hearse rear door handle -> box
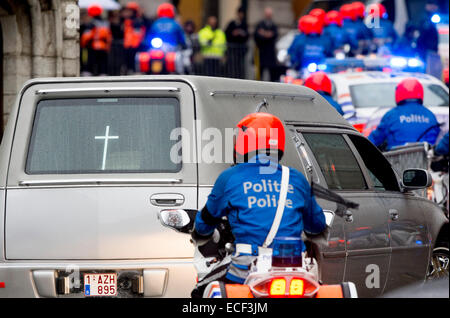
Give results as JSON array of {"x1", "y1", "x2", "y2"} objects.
[{"x1": 150, "y1": 193, "x2": 185, "y2": 207}]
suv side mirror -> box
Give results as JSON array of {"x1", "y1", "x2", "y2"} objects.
[{"x1": 401, "y1": 169, "x2": 432, "y2": 191}]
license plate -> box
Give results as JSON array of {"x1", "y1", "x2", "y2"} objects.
[{"x1": 84, "y1": 273, "x2": 117, "y2": 297}]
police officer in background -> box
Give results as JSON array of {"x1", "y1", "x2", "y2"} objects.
[
  {"x1": 304, "y1": 72, "x2": 344, "y2": 116},
  {"x1": 122, "y1": 2, "x2": 147, "y2": 74},
  {"x1": 323, "y1": 10, "x2": 350, "y2": 54},
  {"x1": 369, "y1": 78, "x2": 440, "y2": 151},
  {"x1": 288, "y1": 15, "x2": 333, "y2": 73},
  {"x1": 191, "y1": 113, "x2": 326, "y2": 296},
  {"x1": 367, "y1": 3, "x2": 397, "y2": 54},
  {"x1": 145, "y1": 3, "x2": 187, "y2": 51}
]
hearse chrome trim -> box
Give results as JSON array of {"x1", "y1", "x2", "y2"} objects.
[
  {"x1": 35, "y1": 87, "x2": 180, "y2": 95},
  {"x1": 209, "y1": 90, "x2": 315, "y2": 101},
  {"x1": 18, "y1": 178, "x2": 182, "y2": 186}
]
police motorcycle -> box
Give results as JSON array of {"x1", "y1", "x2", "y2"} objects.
[
  {"x1": 135, "y1": 37, "x2": 192, "y2": 75},
  {"x1": 156, "y1": 182, "x2": 359, "y2": 298}
]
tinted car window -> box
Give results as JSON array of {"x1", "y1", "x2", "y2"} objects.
[
  {"x1": 303, "y1": 133, "x2": 367, "y2": 190},
  {"x1": 348, "y1": 134, "x2": 400, "y2": 192},
  {"x1": 350, "y1": 83, "x2": 449, "y2": 108},
  {"x1": 26, "y1": 97, "x2": 181, "y2": 174}
]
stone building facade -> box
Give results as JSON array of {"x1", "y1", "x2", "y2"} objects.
[{"x1": 0, "y1": 0, "x2": 79, "y2": 138}]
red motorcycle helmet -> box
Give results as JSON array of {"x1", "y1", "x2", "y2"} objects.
[
  {"x1": 351, "y1": 2, "x2": 366, "y2": 19},
  {"x1": 126, "y1": 2, "x2": 140, "y2": 11},
  {"x1": 340, "y1": 4, "x2": 354, "y2": 20},
  {"x1": 325, "y1": 10, "x2": 343, "y2": 27},
  {"x1": 235, "y1": 113, "x2": 286, "y2": 158},
  {"x1": 304, "y1": 71, "x2": 333, "y2": 96},
  {"x1": 310, "y1": 8, "x2": 326, "y2": 24},
  {"x1": 298, "y1": 15, "x2": 323, "y2": 35},
  {"x1": 395, "y1": 78, "x2": 424, "y2": 105},
  {"x1": 87, "y1": 4, "x2": 103, "y2": 17},
  {"x1": 157, "y1": 3, "x2": 176, "y2": 18},
  {"x1": 368, "y1": 3, "x2": 387, "y2": 18}
]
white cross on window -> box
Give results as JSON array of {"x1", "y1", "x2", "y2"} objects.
[{"x1": 95, "y1": 125, "x2": 119, "y2": 170}]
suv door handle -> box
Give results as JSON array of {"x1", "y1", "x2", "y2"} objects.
[
  {"x1": 150, "y1": 193, "x2": 185, "y2": 207},
  {"x1": 389, "y1": 209, "x2": 399, "y2": 221}
]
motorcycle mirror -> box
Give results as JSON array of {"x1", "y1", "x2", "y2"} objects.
[
  {"x1": 323, "y1": 210, "x2": 335, "y2": 228},
  {"x1": 157, "y1": 209, "x2": 197, "y2": 233}
]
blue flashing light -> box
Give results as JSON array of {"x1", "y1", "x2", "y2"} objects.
[
  {"x1": 408, "y1": 58, "x2": 422, "y2": 68},
  {"x1": 390, "y1": 57, "x2": 407, "y2": 68},
  {"x1": 307, "y1": 63, "x2": 318, "y2": 73},
  {"x1": 318, "y1": 64, "x2": 327, "y2": 71},
  {"x1": 272, "y1": 237, "x2": 302, "y2": 267},
  {"x1": 151, "y1": 37, "x2": 163, "y2": 49},
  {"x1": 431, "y1": 14, "x2": 441, "y2": 24}
]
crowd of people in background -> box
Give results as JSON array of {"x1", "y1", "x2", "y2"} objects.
[
  {"x1": 80, "y1": 0, "x2": 445, "y2": 83},
  {"x1": 80, "y1": 2, "x2": 283, "y2": 80}
]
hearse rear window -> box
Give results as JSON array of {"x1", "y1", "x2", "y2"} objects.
[{"x1": 26, "y1": 97, "x2": 181, "y2": 174}]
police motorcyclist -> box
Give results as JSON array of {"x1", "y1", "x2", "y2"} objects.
[
  {"x1": 323, "y1": 10, "x2": 350, "y2": 54},
  {"x1": 369, "y1": 78, "x2": 440, "y2": 151},
  {"x1": 340, "y1": 3, "x2": 368, "y2": 56},
  {"x1": 191, "y1": 113, "x2": 326, "y2": 295},
  {"x1": 288, "y1": 15, "x2": 333, "y2": 72},
  {"x1": 351, "y1": 2, "x2": 373, "y2": 54},
  {"x1": 144, "y1": 3, "x2": 187, "y2": 51},
  {"x1": 367, "y1": 3, "x2": 397, "y2": 54},
  {"x1": 304, "y1": 72, "x2": 344, "y2": 116}
]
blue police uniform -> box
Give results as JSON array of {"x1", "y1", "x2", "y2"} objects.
[
  {"x1": 324, "y1": 24, "x2": 350, "y2": 51},
  {"x1": 320, "y1": 92, "x2": 344, "y2": 116},
  {"x1": 371, "y1": 18, "x2": 397, "y2": 42},
  {"x1": 435, "y1": 132, "x2": 449, "y2": 156},
  {"x1": 145, "y1": 17, "x2": 186, "y2": 49},
  {"x1": 288, "y1": 34, "x2": 333, "y2": 70},
  {"x1": 194, "y1": 155, "x2": 326, "y2": 283},
  {"x1": 369, "y1": 101, "x2": 440, "y2": 150},
  {"x1": 342, "y1": 18, "x2": 362, "y2": 52}
]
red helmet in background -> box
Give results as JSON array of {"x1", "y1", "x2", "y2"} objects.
[
  {"x1": 298, "y1": 15, "x2": 323, "y2": 35},
  {"x1": 235, "y1": 113, "x2": 286, "y2": 157},
  {"x1": 340, "y1": 4, "x2": 354, "y2": 20},
  {"x1": 310, "y1": 8, "x2": 326, "y2": 24},
  {"x1": 395, "y1": 78, "x2": 424, "y2": 105},
  {"x1": 325, "y1": 10, "x2": 343, "y2": 27},
  {"x1": 351, "y1": 2, "x2": 366, "y2": 19},
  {"x1": 304, "y1": 71, "x2": 333, "y2": 96},
  {"x1": 368, "y1": 3, "x2": 387, "y2": 18},
  {"x1": 87, "y1": 4, "x2": 103, "y2": 17},
  {"x1": 157, "y1": 3, "x2": 176, "y2": 18},
  {"x1": 126, "y1": 2, "x2": 140, "y2": 11}
]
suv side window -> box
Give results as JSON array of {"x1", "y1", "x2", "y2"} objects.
[
  {"x1": 26, "y1": 97, "x2": 181, "y2": 174},
  {"x1": 347, "y1": 134, "x2": 400, "y2": 192},
  {"x1": 302, "y1": 133, "x2": 367, "y2": 190}
]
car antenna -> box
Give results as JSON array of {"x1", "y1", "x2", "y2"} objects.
[{"x1": 255, "y1": 98, "x2": 269, "y2": 113}]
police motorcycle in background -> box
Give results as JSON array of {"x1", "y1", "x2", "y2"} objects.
[
  {"x1": 156, "y1": 186, "x2": 359, "y2": 298},
  {"x1": 135, "y1": 37, "x2": 192, "y2": 75}
]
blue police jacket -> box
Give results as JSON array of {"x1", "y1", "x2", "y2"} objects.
[
  {"x1": 371, "y1": 19, "x2": 397, "y2": 41},
  {"x1": 320, "y1": 92, "x2": 344, "y2": 116},
  {"x1": 145, "y1": 17, "x2": 186, "y2": 49},
  {"x1": 288, "y1": 33, "x2": 333, "y2": 69},
  {"x1": 435, "y1": 132, "x2": 449, "y2": 156},
  {"x1": 342, "y1": 19, "x2": 362, "y2": 50},
  {"x1": 324, "y1": 24, "x2": 350, "y2": 51},
  {"x1": 194, "y1": 155, "x2": 326, "y2": 253},
  {"x1": 368, "y1": 101, "x2": 440, "y2": 150}
]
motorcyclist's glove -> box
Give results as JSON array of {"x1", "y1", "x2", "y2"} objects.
[{"x1": 191, "y1": 228, "x2": 220, "y2": 246}]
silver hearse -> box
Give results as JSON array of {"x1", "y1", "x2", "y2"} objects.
[{"x1": 0, "y1": 75, "x2": 447, "y2": 298}]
